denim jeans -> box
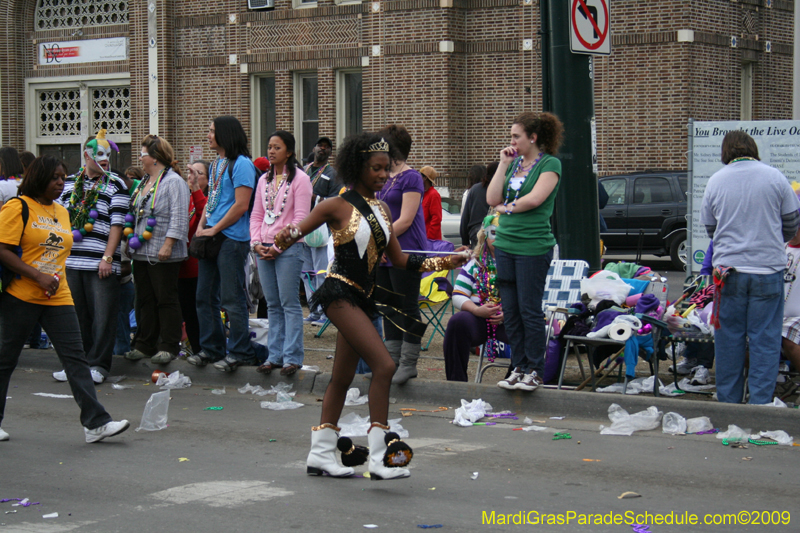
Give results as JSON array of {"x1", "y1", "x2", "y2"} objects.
[
  {"x1": 0, "y1": 293, "x2": 112, "y2": 430},
  {"x1": 114, "y1": 280, "x2": 135, "y2": 355},
  {"x1": 301, "y1": 243, "x2": 329, "y2": 316},
  {"x1": 66, "y1": 268, "x2": 121, "y2": 378},
  {"x1": 494, "y1": 247, "x2": 553, "y2": 375},
  {"x1": 714, "y1": 270, "x2": 783, "y2": 404},
  {"x1": 257, "y1": 244, "x2": 304, "y2": 367},
  {"x1": 196, "y1": 238, "x2": 255, "y2": 363}
]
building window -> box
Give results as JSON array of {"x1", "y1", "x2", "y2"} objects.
[
  {"x1": 292, "y1": 0, "x2": 317, "y2": 8},
  {"x1": 337, "y1": 70, "x2": 363, "y2": 143},
  {"x1": 294, "y1": 73, "x2": 319, "y2": 162},
  {"x1": 92, "y1": 87, "x2": 131, "y2": 135},
  {"x1": 254, "y1": 76, "x2": 276, "y2": 158},
  {"x1": 35, "y1": 0, "x2": 128, "y2": 31},
  {"x1": 741, "y1": 62, "x2": 753, "y2": 121}
]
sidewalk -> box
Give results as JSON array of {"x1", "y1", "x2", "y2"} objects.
[{"x1": 18, "y1": 348, "x2": 800, "y2": 435}]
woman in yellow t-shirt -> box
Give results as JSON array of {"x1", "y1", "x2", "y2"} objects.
[{"x1": 0, "y1": 155, "x2": 129, "y2": 444}]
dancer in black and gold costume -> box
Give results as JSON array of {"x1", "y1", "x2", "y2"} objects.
[{"x1": 266, "y1": 132, "x2": 466, "y2": 480}]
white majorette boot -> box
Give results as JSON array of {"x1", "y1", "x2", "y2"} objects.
[
  {"x1": 367, "y1": 422, "x2": 411, "y2": 480},
  {"x1": 306, "y1": 424, "x2": 355, "y2": 477}
]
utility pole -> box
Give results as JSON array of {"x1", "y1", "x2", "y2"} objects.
[{"x1": 541, "y1": 0, "x2": 602, "y2": 271}]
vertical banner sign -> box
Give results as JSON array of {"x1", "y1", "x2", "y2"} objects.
[
  {"x1": 570, "y1": 0, "x2": 610, "y2": 55},
  {"x1": 689, "y1": 120, "x2": 800, "y2": 273}
]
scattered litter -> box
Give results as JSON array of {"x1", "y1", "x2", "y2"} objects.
[
  {"x1": 582, "y1": 459, "x2": 601, "y2": 462},
  {"x1": 521, "y1": 425, "x2": 553, "y2": 433},
  {"x1": 43, "y1": 513, "x2": 58, "y2": 519},
  {"x1": 338, "y1": 412, "x2": 409, "y2": 438},
  {"x1": 136, "y1": 390, "x2": 170, "y2": 432},
  {"x1": 675, "y1": 378, "x2": 716, "y2": 393},
  {"x1": 389, "y1": 397, "x2": 397, "y2": 404},
  {"x1": 470, "y1": 472, "x2": 479, "y2": 480},
  {"x1": 239, "y1": 382, "x2": 295, "y2": 397},
  {"x1": 363, "y1": 526, "x2": 378, "y2": 529},
  {"x1": 111, "y1": 383, "x2": 134, "y2": 390},
  {"x1": 453, "y1": 399, "x2": 493, "y2": 427},
  {"x1": 156, "y1": 371, "x2": 191, "y2": 389},
  {"x1": 178, "y1": 458, "x2": 189, "y2": 462},
  {"x1": 402, "y1": 412, "x2": 413, "y2": 417},
  {"x1": 211, "y1": 387, "x2": 226, "y2": 395},
  {"x1": 662, "y1": 412, "x2": 687, "y2": 435},
  {"x1": 618, "y1": 491, "x2": 641, "y2": 499},
  {"x1": 716, "y1": 425, "x2": 750, "y2": 443},
  {"x1": 742, "y1": 457, "x2": 753, "y2": 461},
  {"x1": 504, "y1": 496, "x2": 518, "y2": 499},
  {"x1": 107, "y1": 375, "x2": 127, "y2": 384},
  {"x1": 553, "y1": 432, "x2": 572, "y2": 440},
  {"x1": 764, "y1": 397, "x2": 788, "y2": 408},
  {"x1": 686, "y1": 416, "x2": 713, "y2": 434},
  {"x1": 632, "y1": 525, "x2": 651, "y2": 533},
  {"x1": 260, "y1": 391, "x2": 304, "y2": 410},
  {"x1": 326, "y1": 355, "x2": 333, "y2": 359},
  {"x1": 523, "y1": 417, "x2": 533, "y2": 425},
  {"x1": 759, "y1": 430, "x2": 793, "y2": 446},
  {"x1": 549, "y1": 416, "x2": 565, "y2": 420},
  {"x1": 487, "y1": 411, "x2": 518, "y2": 420},
  {"x1": 400, "y1": 407, "x2": 448, "y2": 413},
  {"x1": 301, "y1": 365, "x2": 320, "y2": 373},
  {"x1": 599, "y1": 404, "x2": 663, "y2": 436},
  {"x1": 428, "y1": 487, "x2": 436, "y2": 491},
  {"x1": 417, "y1": 526, "x2": 443, "y2": 529},
  {"x1": 269, "y1": 439, "x2": 277, "y2": 442},
  {"x1": 345, "y1": 388, "x2": 368, "y2": 406},
  {"x1": 204, "y1": 406, "x2": 223, "y2": 410},
  {"x1": 597, "y1": 376, "x2": 687, "y2": 396},
  {"x1": 4, "y1": 510, "x2": 16, "y2": 514},
  {"x1": 32, "y1": 393, "x2": 72, "y2": 399},
  {"x1": 471, "y1": 422, "x2": 496, "y2": 426}
]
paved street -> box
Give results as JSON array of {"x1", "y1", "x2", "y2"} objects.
[{"x1": 1, "y1": 369, "x2": 797, "y2": 533}]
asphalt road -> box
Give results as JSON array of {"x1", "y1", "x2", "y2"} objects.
[{"x1": 1, "y1": 369, "x2": 797, "y2": 533}]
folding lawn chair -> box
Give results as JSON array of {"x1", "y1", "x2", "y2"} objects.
[{"x1": 419, "y1": 272, "x2": 453, "y2": 351}]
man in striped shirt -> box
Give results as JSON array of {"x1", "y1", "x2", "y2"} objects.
[{"x1": 53, "y1": 144, "x2": 128, "y2": 384}]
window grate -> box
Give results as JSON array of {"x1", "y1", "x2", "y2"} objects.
[
  {"x1": 37, "y1": 88, "x2": 82, "y2": 136},
  {"x1": 35, "y1": 0, "x2": 128, "y2": 31},
  {"x1": 92, "y1": 87, "x2": 130, "y2": 135}
]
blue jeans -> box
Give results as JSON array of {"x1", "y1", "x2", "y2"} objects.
[
  {"x1": 302, "y1": 243, "x2": 329, "y2": 317},
  {"x1": 714, "y1": 270, "x2": 783, "y2": 404},
  {"x1": 257, "y1": 244, "x2": 304, "y2": 367},
  {"x1": 114, "y1": 280, "x2": 135, "y2": 355},
  {"x1": 0, "y1": 294, "x2": 112, "y2": 430},
  {"x1": 196, "y1": 238, "x2": 254, "y2": 363},
  {"x1": 494, "y1": 247, "x2": 553, "y2": 375}
]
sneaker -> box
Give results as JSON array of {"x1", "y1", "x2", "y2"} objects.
[
  {"x1": 90, "y1": 369, "x2": 105, "y2": 384},
  {"x1": 516, "y1": 371, "x2": 543, "y2": 392},
  {"x1": 151, "y1": 351, "x2": 175, "y2": 364},
  {"x1": 212, "y1": 356, "x2": 243, "y2": 372},
  {"x1": 691, "y1": 366, "x2": 710, "y2": 386},
  {"x1": 187, "y1": 353, "x2": 211, "y2": 367},
  {"x1": 498, "y1": 368, "x2": 525, "y2": 390},
  {"x1": 303, "y1": 314, "x2": 321, "y2": 324},
  {"x1": 669, "y1": 357, "x2": 698, "y2": 375},
  {"x1": 311, "y1": 315, "x2": 328, "y2": 327},
  {"x1": 0, "y1": 428, "x2": 9, "y2": 441},
  {"x1": 125, "y1": 349, "x2": 148, "y2": 361},
  {"x1": 53, "y1": 370, "x2": 68, "y2": 382},
  {"x1": 84, "y1": 420, "x2": 130, "y2": 443}
]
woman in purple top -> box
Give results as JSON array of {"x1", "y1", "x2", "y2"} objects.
[{"x1": 375, "y1": 125, "x2": 428, "y2": 384}]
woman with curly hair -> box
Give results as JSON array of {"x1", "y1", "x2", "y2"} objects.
[
  {"x1": 486, "y1": 112, "x2": 564, "y2": 392},
  {"x1": 268, "y1": 132, "x2": 466, "y2": 480}
]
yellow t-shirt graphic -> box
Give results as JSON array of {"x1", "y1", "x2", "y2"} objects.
[{"x1": 0, "y1": 196, "x2": 73, "y2": 305}]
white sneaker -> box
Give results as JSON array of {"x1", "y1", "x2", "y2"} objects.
[
  {"x1": 0, "y1": 428, "x2": 9, "y2": 441},
  {"x1": 669, "y1": 357, "x2": 698, "y2": 375},
  {"x1": 90, "y1": 369, "x2": 105, "y2": 384},
  {"x1": 498, "y1": 368, "x2": 525, "y2": 390},
  {"x1": 53, "y1": 370, "x2": 68, "y2": 382},
  {"x1": 691, "y1": 366, "x2": 710, "y2": 386},
  {"x1": 84, "y1": 420, "x2": 130, "y2": 443},
  {"x1": 516, "y1": 371, "x2": 543, "y2": 392}
]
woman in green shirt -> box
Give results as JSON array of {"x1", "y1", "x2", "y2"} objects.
[{"x1": 486, "y1": 112, "x2": 563, "y2": 392}]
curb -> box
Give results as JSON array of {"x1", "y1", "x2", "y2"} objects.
[{"x1": 19, "y1": 350, "x2": 800, "y2": 435}]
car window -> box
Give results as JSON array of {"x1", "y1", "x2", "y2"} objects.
[
  {"x1": 633, "y1": 177, "x2": 672, "y2": 204},
  {"x1": 441, "y1": 198, "x2": 460, "y2": 215},
  {"x1": 602, "y1": 178, "x2": 627, "y2": 205}
]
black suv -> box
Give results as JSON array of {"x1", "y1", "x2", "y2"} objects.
[{"x1": 599, "y1": 171, "x2": 688, "y2": 270}]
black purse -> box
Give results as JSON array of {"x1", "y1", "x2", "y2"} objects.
[{"x1": 189, "y1": 231, "x2": 226, "y2": 259}]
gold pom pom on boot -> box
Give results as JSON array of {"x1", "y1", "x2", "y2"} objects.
[
  {"x1": 367, "y1": 423, "x2": 411, "y2": 480},
  {"x1": 306, "y1": 424, "x2": 355, "y2": 477}
]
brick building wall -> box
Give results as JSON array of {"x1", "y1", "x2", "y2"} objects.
[{"x1": 0, "y1": 0, "x2": 794, "y2": 197}]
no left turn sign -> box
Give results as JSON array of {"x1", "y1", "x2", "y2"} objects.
[{"x1": 570, "y1": 0, "x2": 610, "y2": 55}]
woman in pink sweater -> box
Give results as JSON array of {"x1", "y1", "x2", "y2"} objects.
[{"x1": 250, "y1": 131, "x2": 312, "y2": 375}]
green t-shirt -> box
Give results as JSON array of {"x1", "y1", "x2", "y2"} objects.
[{"x1": 494, "y1": 154, "x2": 561, "y2": 256}]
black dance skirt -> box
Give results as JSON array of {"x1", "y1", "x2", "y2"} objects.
[{"x1": 310, "y1": 277, "x2": 376, "y2": 317}]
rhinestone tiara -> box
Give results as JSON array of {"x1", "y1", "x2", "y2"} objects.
[{"x1": 360, "y1": 138, "x2": 389, "y2": 153}]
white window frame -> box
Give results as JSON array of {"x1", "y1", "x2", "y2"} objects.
[
  {"x1": 293, "y1": 71, "x2": 319, "y2": 161},
  {"x1": 251, "y1": 73, "x2": 276, "y2": 159},
  {"x1": 292, "y1": 0, "x2": 317, "y2": 9},
  {"x1": 741, "y1": 61, "x2": 754, "y2": 121},
  {"x1": 25, "y1": 73, "x2": 131, "y2": 153},
  {"x1": 336, "y1": 68, "x2": 363, "y2": 144}
]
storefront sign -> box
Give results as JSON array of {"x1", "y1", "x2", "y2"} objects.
[
  {"x1": 39, "y1": 37, "x2": 128, "y2": 65},
  {"x1": 688, "y1": 120, "x2": 800, "y2": 273}
]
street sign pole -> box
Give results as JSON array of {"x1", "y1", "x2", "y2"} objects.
[{"x1": 542, "y1": 0, "x2": 601, "y2": 271}]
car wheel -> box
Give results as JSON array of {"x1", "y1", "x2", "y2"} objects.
[{"x1": 669, "y1": 232, "x2": 687, "y2": 271}]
